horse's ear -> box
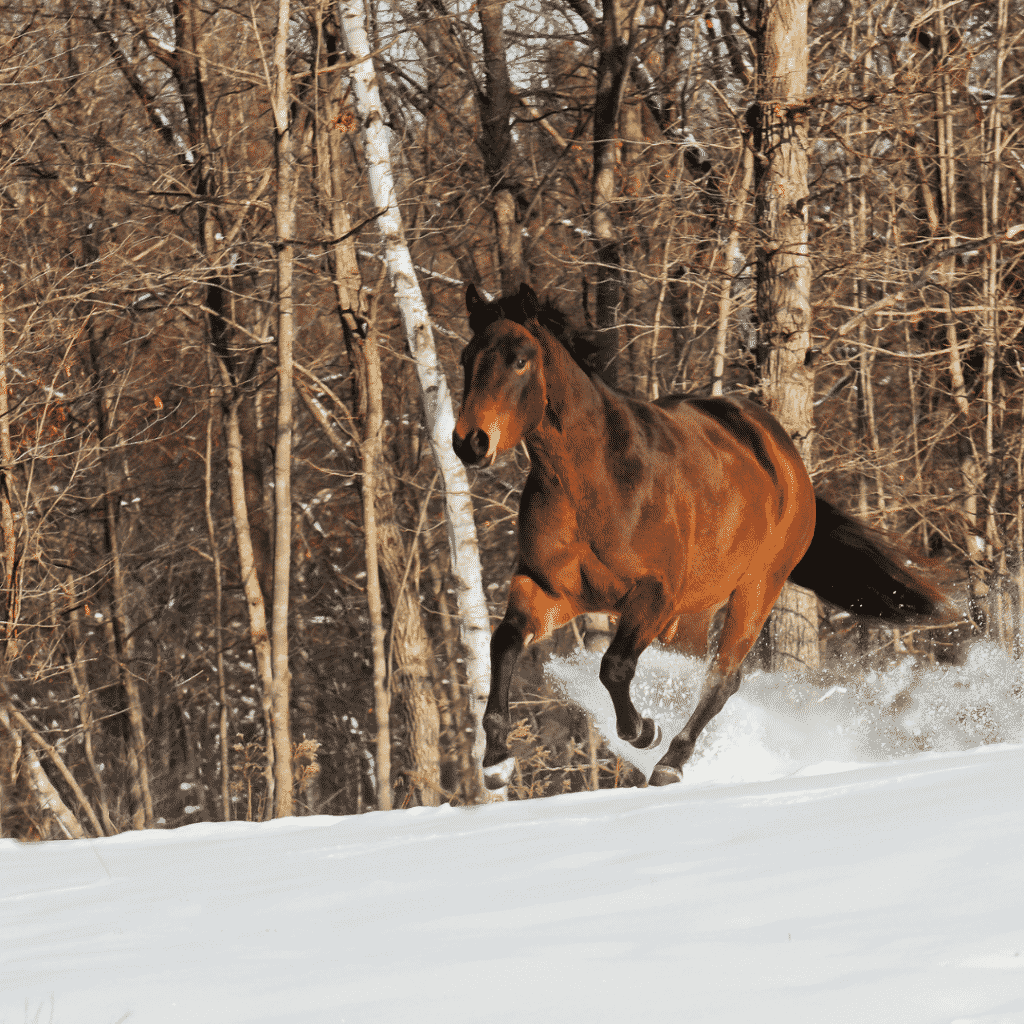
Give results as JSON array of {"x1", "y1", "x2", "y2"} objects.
[
  {"x1": 466, "y1": 283, "x2": 482, "y2": 314},
  {"x1": 518, "y1": 282, "x2": 540, "y2": 320}
]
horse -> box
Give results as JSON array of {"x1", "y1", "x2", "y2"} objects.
[{"x1": 453, "y1": 283, "x2": 947, "y2": 789}]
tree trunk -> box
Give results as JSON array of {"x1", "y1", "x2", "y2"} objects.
[
  {"x1": 932, "y1": 6, "x2": 987, "y2": 631},
  {"x1": 88, "y1": 329, "x2": 155, "y2": 827},
  {"x1": 314, "y1": 55, "x2": 442, "y2": 808},
  {"x1": 269, "y1": 0, "x2": 296, "y2": 817},
  {"x1": 591, "y1": 0, "x2": 634, "y2": 377},
  {"x1": 340, "y1": 0, "x2": 494, "y2": 801},
  {"x1": 750, "y1": 0, "x2": 818, "y2": 672},
  {"x1": 203, "y1": 400, "x2": 232, "y2": 821},
  {"x1": 0, "y1": 693, "x2": 104, "y2": 839},
  {"x1": 300, "y1": 373, "x2": 444, "y2": 807},
  {"x1": 62, "y1": 580, "x2": 115, "y2": 835},
  {"x1": 358, "y1": 321, "x2": 392, "y2": 811},
  {"x1": 373, "y1": 474, "x2": 443, "y2": 807},
  {"x1": 220, "y1": 389, "x2": 278, "y2": 816},
  {"x1": 712, "y1": 141, "x2": 754, "y2": 396},
  {"x1": 0, "y1": 285, "x2": 15, "y2": 652},
  {"x1": 476, "y1": 0, "x2": 525, "y2": 292},
  {"x1": 845, "y1": 29, "x2": 886, "y2": 521},
  {"x1": 984, "y1": 0, "x2": 1009, "y2": 647},
  {"x1": 0, "y1": 707, "x2": 87, "y2": 841}
]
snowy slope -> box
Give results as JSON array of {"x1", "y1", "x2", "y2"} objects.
[{"x1": 3, "y1": 647, "x2": 1024, "y2": 1024}]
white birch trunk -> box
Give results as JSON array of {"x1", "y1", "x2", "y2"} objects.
[
  {"x1": 339, "y1": 0, "x2": 494, "y2": 798},
  {"x1": 0, "y1": 705, "x2": 91, "y2": 840},
  {"x1": 17, "y1": 747, "x2": 87, "y2": 840}
]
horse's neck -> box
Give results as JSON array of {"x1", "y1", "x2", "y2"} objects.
[{"x1": 525, "y1": 328, "x2": 618, "y2": 484}]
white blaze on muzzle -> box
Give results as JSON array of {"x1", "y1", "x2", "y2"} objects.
[{"x1": 485, "y1": 425, "x2": 501, "y2": 465}]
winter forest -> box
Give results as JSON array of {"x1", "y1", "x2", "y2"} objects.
[{"x1": 0, "y1": 0, "x2": 1021, "y2": 840}]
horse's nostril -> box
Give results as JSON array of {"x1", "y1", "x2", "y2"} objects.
[
  {"x1": 453, "y1": 427, "x2": 490, "y2": 466},
  {"x1": 469, "y1": 429, "x2": 488, "y2": 458}
]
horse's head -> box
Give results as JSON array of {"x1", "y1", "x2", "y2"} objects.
[{"x1": 453, "y1": 284, "x2": 547, "y2": 467}]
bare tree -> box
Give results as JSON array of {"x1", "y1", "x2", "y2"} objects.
[
  {"x1": 269, "y1": 0, "x2": 297, "y2": 818},
  {"x1": 591, "y1": 0, "x2": 637, "y2": 368},
  {"x1": 340, "y1": 0, "x2": 495, "y2": 799},
  {"x1": 476, "y1": 0, "x2": 526, "y2": 291},
  {"x1": 750, "y1": 0, "x2": 819, "y2": 671}
]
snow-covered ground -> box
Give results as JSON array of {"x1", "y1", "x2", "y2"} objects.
[{"x1": 3, "y1": 644, "x2": 1023, "y2": 1024}]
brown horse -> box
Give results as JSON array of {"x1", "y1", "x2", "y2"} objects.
[{"x1": 453, "y1": 283, "x2": 946, "y2": 789}]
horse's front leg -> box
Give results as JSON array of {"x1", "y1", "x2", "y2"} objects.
[
  {"x1": 482, "y1": 574, "x2": 575, "y2": 790},
  {"x1": 480, "y1": 618, "x2": 524, "y2": 790},
  {"x1": 601, "y1": 577, "x2": 671, "y2": 752}
]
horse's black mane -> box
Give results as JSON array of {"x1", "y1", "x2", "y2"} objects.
[{"x1": 467, "y1": 283, "x2": 615, "y2": 384}]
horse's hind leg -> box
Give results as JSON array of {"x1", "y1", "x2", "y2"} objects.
[
  {"x1": 600, "y1": 578, "x2": 672, "y2": 751},
  {"x1": 482, "y1": 574, "x2": 575, "y2": 790},
  {"x1": 648, "y1": 665, "x2": 743, "y2": 786},
  {"x1": 649, "y1": 579, "x2": 775, "y2": 786}
]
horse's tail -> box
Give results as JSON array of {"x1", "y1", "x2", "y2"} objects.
[{"x1": 787, "y1": 496, "x2": 947, "y2": 624}]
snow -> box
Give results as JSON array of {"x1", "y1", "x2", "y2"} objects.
[{"x1": 3, "y1": 645, "x2": 1024, "y2": 1024}]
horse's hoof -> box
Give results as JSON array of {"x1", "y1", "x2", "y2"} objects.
[
  {"x1": 648, "y1": 764, "x2": 683, "y2": 787},
  {"x1": 632, "y1": 717, "x2": 662, "y2": 751},
  {"x1": 482, "y1": 756, "x2": 516, "y2": 790}
]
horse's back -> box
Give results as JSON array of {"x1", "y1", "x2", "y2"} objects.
[{"x1": 653, "y1": 394, "x2": 805, "y2": 487}]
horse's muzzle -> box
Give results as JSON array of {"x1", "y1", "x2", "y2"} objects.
[{"x1": 452, "y1": 427, "x2": 490, "y2": 466}]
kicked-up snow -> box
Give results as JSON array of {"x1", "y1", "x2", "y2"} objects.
[
  {"x1": 2, "y1": 644, "x2": 1023, "y2": 1024},
  {"x1": 546, "y1": 640, "x2": 1024, "y2": 783}
]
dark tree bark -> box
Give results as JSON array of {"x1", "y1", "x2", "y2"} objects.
[
  {"x1": 476, "y1": 0, "x2": 526, "y2": 292},
  {"x1": 591, "y1": 0, "x2": 635, "y2": 380}
]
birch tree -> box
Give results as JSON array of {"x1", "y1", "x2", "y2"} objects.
[
  {"x1": 310, "y1": 36, "x2": 446, "y2": 807},
  {"x1": 339, "y1": 0, "x2": 495, "y2": 798}
]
